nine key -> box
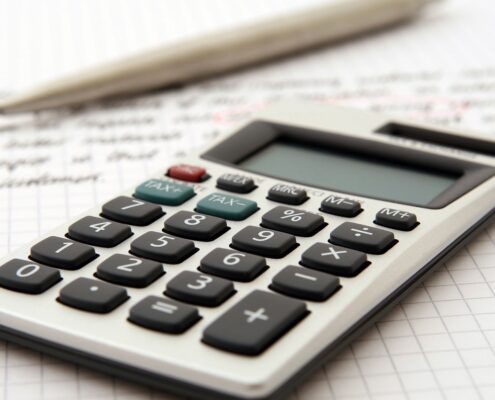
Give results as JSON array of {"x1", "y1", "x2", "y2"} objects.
[
  {"x1": 101, "y1": 196, "x2": 164, "y2": 226},
  {"x1": 202, "y1": 290, "x2": 308, "y2": 355},
  {"x1": 67, "y1": 216, "x2": 132, "y2": 247},
  {"x1": 30, "y1": 236, "x2": 97, "y2": 270},
  {"x1": 164, "y1": 210, "x2": 228, "y2": 241},
  {"x1": 130, "y1": 232, "x2": 196, "y2": 264},
  {"x1": 0, "y1": 259, "x2": 62, "y2": 294},
  {"x1": 231, "y1": 226, "x2": 297, "y2": 258},
  {"x1": 261, "y1": 206, "x2": 325, "y2": 236}
]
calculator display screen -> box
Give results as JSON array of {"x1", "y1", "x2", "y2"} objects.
[{"x1": 240, "y1": 141, "x2": 458, "y2": 206}]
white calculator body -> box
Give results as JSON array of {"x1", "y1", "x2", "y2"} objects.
[{"x1": 0, "y1": 101, "x2": 494, "y2": 400}]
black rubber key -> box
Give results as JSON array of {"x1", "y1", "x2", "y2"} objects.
[
  {"x1": 374, "y1": 208, "x2": 418, "y2": 231},
  {"x1": 261, "y1": 206, "x2": 325, "y2": 236},
  {"x1": 0, "y1": 259, "x2": 61, "y2": 294},
  {"x1": 95, "y1": 254, "x2": 164, "y2": 287},
  {"x1": 202, "y1": 290, "x2": 307, "y2": 355},
  {"x1": 199, "y1": 248, "x2": 267, "y2": 282},
  {"x1": 30, "y1": 236, "x2": 97, "y2": 270},
  {"x1": 101, "y1": 196, "x2": 164, "y2": 226},
  {"x1": 67, "y1": 216, "x2": 132, "y2": 247},
  {"x1": 165, "y1": 271, "x2": 235, "y2": 307},
  {"x1": 270, "y1": 266, "x2": 340, "y2": 301},
  {"x1": 330, "y1": 222, "x2": 396, "y2": 254},
  {"x1": 267, "y1": 184, "x2": 308, "y2": 205},
  {"x1": 130, "y1": 232, "x2": 196, "y2": 264},
  {"x1": 58, "y1": 277, "x2": 128, "y2": 313},
  {"x1": 216, "y1": 173, "x2": 255, "y2": 193},
  {"x1": 301, "y1": 242, "x2": 368, "y2": 277},
  {"x1": 320, "y1": 195, "x2": 361, "y2": 217},
  {"x1": 164, "y1": 211, "x2": 228, "y2": 241},
  {"x1": 129, "y1": 296, "x2": 200, "y2": 333},
  {"x1": 231, "y1": 226, "x2": 296, "y2": 258}
]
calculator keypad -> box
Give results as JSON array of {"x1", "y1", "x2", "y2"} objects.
[
  {"x1": 267, "y1": 184, "x2": 308, "y2": 205},
  {"x1": 199, "y1": 248, "x2": 267, "y2": 282},
  {"x1": 164, "y1": 211, "x2": 228, "y2": 241},
  {"x1": 330, "y1": 222, "x2": 396, "y2": 254},
  {"x1": 95, "y1": 254, "x2": 164, "y2": 287},
  {"x1": 301, "y1": 243, "x2": 368, "y2": 277},
  {"x1": 58, "y1": 277, "x2": 129, "y2": 313},
  {"x1": 128, "y1": 296, "x2": 200, "y2": 333},
  {"x1": 374, "y1": 208, "x2": 418, "y2": 231},
  {"x1": 231, "y1": 226, "x2": 297, "y2": 258},
  {"x1": 0, "y1": 259, "x2": 61, "y2": 294},
  {"x1": 101, "y1": 196, "x2": 164, "y2": 226},
  {"x1": 270, "y1": 266, "x2": 340, "y2": 301},
  {"x1": 196, "y1": 193, "x2": 257, "y2": 221},
  {"x1": 320, "y1": 195, "x2": 361, "y2": 217},
  {"x1": 130, "y1": 232, "x2": 197, "y2": 264},
  {"x1": 30, "y1": 236, "x2": 97, "y2": 270},
  {"x1": 261, "y1": 206, "x2": 325, "y2": 236},
  {"x1": 68, "y1": 216, "x2": 132, "y2": 248},
  {"x1": 165, "y1": 271, "x2": 235, "y2": 307},
  {"x1": 134, "y1": 179, "x2": 195, "y2": 206},
  {"x1": 202, "y1": 290, "x2": 308, "y2": 355}
]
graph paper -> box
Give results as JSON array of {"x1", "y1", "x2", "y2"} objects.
[{"x1": 1, "y1": 0, "x2": 495, "y2": 399}]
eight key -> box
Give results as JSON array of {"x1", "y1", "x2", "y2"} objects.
[{"x1": 164, "y1": 210, "x2": 228, "y2": 241}]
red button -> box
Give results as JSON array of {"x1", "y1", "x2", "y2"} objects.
[{"x1": 167, "y1": 164, "x2": 207, "y2": 182}]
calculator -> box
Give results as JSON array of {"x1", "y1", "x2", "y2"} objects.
[{"x1": 0, "y1": 101, "x2": 494, "y2": 400}]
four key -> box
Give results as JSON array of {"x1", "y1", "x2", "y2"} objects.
[
  {"x1": 261, "y1": 206, "x2": 325, "y2": 236},
  {"x1": 101, "y1": 196, "x2": 164, "y2": 226},
  {"x1": 0, "y1": 259, "x2": 61, "y2": 294},
  {"x1": 130, "y1": 232, "x2": 196, "y2": 264},
  {"x1": 165, "y1": 271, "x2": 235, "y2": 307},
  {"x1": 67, "y1": 216, "x2": 132, "y2": 247},
  {"x1": 58, "y1": 277, "x2": 129, "y2": 313},
  {"x1": 30, "y1": 236, "x2": 97, "y2": 270},
  {"x1": 95, "y1": 254, "x2": 164, "y2": 287},
  {"x1": 231, "y1": 226, "x2": 297, "y2": 258},
  {"x1": 270, "y1": 266, "x2": 340, "y2": 301},
  {"x1": 199, "y1": 248, "x2": 267, "y2": 282},
  {"x1": 129, "y1": 296, "x2": 200, "y2": 333},
  {"x1": 164, "y1": 211, "x2": 228, "y2": 241},
  {"x1": 202, "y1": 290, "x2": 308, "y2": 355},
  {"x1": 301, "y1": 243, "x2": 368, "y2": 277},
  {"x1": 330, "y1": 222, "x2": 396, "y2": 254}
]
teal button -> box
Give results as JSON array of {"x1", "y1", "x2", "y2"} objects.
[
  {"x1": 196, "y1": 192, "x2": 257, "y2": 221},
  {"x1": 134, "y1": 179, "x2": 195, "y2": 206}
]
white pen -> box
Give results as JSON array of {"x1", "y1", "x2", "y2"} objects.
[{"x1": 0, "y1": 0, "x2": 436, "y2": 114}]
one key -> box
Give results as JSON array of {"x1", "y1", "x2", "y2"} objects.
[
  {"x1": 167, "y1": 164, "x2": 208, "y2": 182},
  {"x1": 202, "y1": 290, "x2": 308, "y2": 355},
  {"x1": 134, "y1": 179, "x2": 195, "y2": 206},
  {"x1": 196, "y1": 192, "x2": 257, "y2": 221},
  {"x1": 261, "y1": 206, "x2": 325, "y2": 236},
  {"x1": 270, "y1": 266, "x2": 340, "y2": 301},
  {"x1": 101, "y1": 196, "x2": 164, "y2": 226},
  {"x1": 130, "y1": 232, "x2": 196, "y2": 264},
  {"x1": 216, "y1": 173, "x2": 255, "y2": 193},
  {"x1": 129, "y1": 296, "x2": 200, "y2": 333},
  {"x1": 95, "y1": 254, "x2": 164, "y2": 287},
  {"x1": 0, "y1": 259, "x2": 61, "y2": 294},
  {"x1": 30, "y1": 236, "x2": 97, "y2": 270},
  {"x1": 267, "y1": 184, "x2": 308, "y2": 205},
  {"x1": 320, "y1": 195, "x2": 361, "y2": 217},
  {"x1": 165, "y1": 271, "x2": 235, "y2": 307},
  {"x1": 330, "y1": 222, "x2": 396, "y2": 254},
  {"x1": 164, "y1": 211, "x2": 228, "y2": 241},
  {"x1": 374, "y1": 208, "x2": 418, "y2": 231},
  {"x1": 231, "y1": 226, "x2": 297, "y2": 258},
  {"x1": 58, "y1": 277, "x2": 128, "y2": 313},
  {"x1": 199, "y1": 248, "x2": 267, "y2": 282},
  {"x1": 301, "y1": 243, "x2": 368, "y2": 277},
  {"x1": 67, "y1": 216, "x2": 132, "y2": 247}
]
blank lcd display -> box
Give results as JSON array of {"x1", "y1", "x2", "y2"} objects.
[{"x1": 239, "y1": 141, "x2": 459, "y2": 206}]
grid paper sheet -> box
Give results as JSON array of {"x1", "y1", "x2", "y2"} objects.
[{"x1": 1, "y1": 0, "x2": 495, "y2": 399}]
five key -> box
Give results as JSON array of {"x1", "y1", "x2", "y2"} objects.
[{"x1": 130, "y1": 232, "x2": 196, "y2": 264}]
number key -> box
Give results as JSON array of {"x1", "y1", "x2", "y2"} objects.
[
  {"x1": 68, "y1": 216, "x2": 132, "y2": 247},
  {"x1": 130, "y1": 232, "x2": 196, "y2": 264},
  {"x1": 164, "y1": 211, "x2": 228, "y2": 241},
  {"x1": 231, "y1": 226, "x2": 297, "y2": 258},
  {"x1": 165, "y1": 271, "x2": 235, "y2": 307},
  {"x1": 0, "y1": 259, "x2": 62, "y2": 294},
  {"x1": 101, "y1": 196, "x2": 164, "y2": 226},
  {"x1": 261, "y1": 206, "x2": 325, "y2": 236}
]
